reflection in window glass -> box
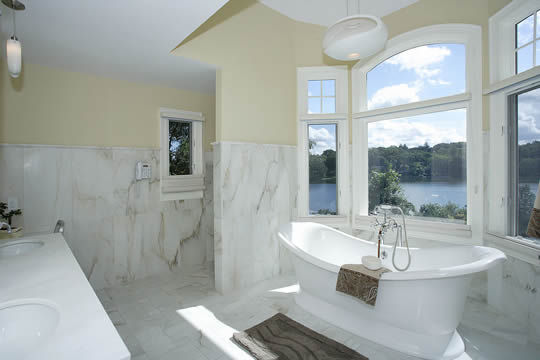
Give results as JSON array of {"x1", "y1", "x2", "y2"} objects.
[
  {"x1": 515, "y1": 87, "x2": 540, "y2": 239},
  {"x1": 516, "y1": 14, "x2": 534, "y2": 47},
  {"x1": 309, "y1": 124, "x2": 337, "y2": 215},
  {"x1": 169, "y1": 120, "x2": 192, "y2": 176},
  {"x1": 367, "y1": 44, "x2": 465, "y2": 110},
  {"x1": 517, "y1": 44, "x2": 534, "y2": 73},
  {"x1": 368, "y1": 109, "x2": 467, "y2": 223},
  {"x1": 307, "y1": 80, "x2": 336, "y2": 114}
]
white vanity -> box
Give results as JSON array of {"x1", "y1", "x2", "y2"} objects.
[{"x1": 0, "y1": 233, "x2": 130, "y2": 360}]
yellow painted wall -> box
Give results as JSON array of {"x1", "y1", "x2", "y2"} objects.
[
  {"x1": 175, "y1": 0, "x2": 510, "y2": 145},
  {"x1": 175, "y1": 0, "x2": 297, "y2": 145},
  {"x1": 0, "y1": 60, "x2": 216, "y2": 150}
]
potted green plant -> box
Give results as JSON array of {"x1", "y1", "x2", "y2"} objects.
[{"x1": 0, "y1": 202, "x2": 22, "y2": 238}]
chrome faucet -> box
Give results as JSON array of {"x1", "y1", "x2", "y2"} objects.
[
  {"x1": 371, "y1": 205, "x2": 400, "y2": 246},
  {"x1": 0, "y1": 222, "x2": 12, "y2": 233},
  {"x1": 370, "y1": 205, "x2": 412, "y2": 271}
]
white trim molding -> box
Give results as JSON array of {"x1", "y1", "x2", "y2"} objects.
[
  {"x1": 489, "y1": 0, "x2": 540, "y2": 84},
  {"x1": 351, "y1": 24, "x2": 483, "y2": 245},
  {"x1": 296, "y1": 66, "x2": 350, "y2": 226},
  {"x1": 159, "y1": 107, "x2": 205, "y2": 201}
]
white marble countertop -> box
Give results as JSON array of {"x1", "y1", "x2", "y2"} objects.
[{"x1": 0, "y1": 233, "x2": 130, "y2": 360}]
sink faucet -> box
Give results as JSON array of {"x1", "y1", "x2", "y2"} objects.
[{"x1": 0, "y1": 222, "x2": 12, "y2": 233}]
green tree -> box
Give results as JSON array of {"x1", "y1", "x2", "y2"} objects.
[
  {"x1": 368, "y1": 169, "x2": 415, "y2": 215},
  {"x1": 169, "y1": 121, "x2": 191, "y2": 175},
  {"x1": 309, "y1": 155, "x2": 327, "y2": 183},
  {"x1": 322, "y1": 149, "x2": 336, "y2": 179},
  {"x1": 418, "y1": 202, "x2": 467, "y2": 221}
]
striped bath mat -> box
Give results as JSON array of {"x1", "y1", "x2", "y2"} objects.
[{"x1": 232, "y1": 313, "x2": 368, "y2": 360}]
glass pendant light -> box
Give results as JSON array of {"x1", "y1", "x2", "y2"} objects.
[{"x1": 2, "y1": 0, "x2": 25, "y2": 78}]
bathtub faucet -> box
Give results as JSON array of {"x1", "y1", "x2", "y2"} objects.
[
  {"x1": 371, "y1": 205, "x2": 400, "y2": 246},
  {"x1": 370, "y1": 205, "x2": 412, "y2": 271}
]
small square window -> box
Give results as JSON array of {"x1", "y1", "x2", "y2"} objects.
[{"x1": 307, "y1": 79, "x2": 336, "y2": 114}]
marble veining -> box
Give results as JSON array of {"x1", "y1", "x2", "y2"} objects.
[
  {"x1": 0, "y1": 144, "x2": 214, "y2": 290},
  {"x1": 99, "y1": 264, "x2": 540, "y2": 360},
  {"x1": 213, "y1": 142, "x2": 296, "y2": 293}
]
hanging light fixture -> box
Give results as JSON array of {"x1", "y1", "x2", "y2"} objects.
[
  {"x1": 323, "y1": 0, "x2": 388, "y2": 61},
  {"x1": 2, "y1": 0, "x2": 25, "y2": 78}
]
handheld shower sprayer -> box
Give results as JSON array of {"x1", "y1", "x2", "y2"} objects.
[{"x1": 372, "y1": 205, "x2": 411, "y2": 271}]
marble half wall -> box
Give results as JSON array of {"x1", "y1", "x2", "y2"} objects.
[
  {"x1": 0, "y1": 144, "x2": 214, "y2": 290},
  {"x1": 213, "y1": 142, "x2": 297, "y2": 293}
]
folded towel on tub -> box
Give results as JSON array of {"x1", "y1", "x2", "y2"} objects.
[{"x1": 335, "y1": 264, "x2": 390, "y2": 306}]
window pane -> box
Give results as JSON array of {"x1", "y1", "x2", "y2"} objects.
[
  {"x1": 368, "y1": 109, "x2": 467, "y2": 223},
  {"x1": 537, "y1": 40, "x2": 540, "y2": 66},
  {"x1": 516, "y1": 43, "x2": 533, "y2": 73},
  {"x1": 308, "y1": 80, "x2": 321, "y2": 96},
  {"x1": 516, "y1": 87, "x2": 540, "y2": 239},
  {"x1": 308, "y1": 97, "x2": 321, "y2": 114},
  {"x1": 322, "y1": 79, "x2": 336, "y2": 96},
  {"x1": 169, "y1": 120, "x2": 192, "y2": 176},
  {"x1": 367, "y1": 44, "x2": 465, "y2": 110},
  {"x1": 309, "y1": 124, "x2": 337, "y2": 215},
  {"x1": 537, "y1": 11, "x2": 540, "y2": 38},
  {"x1": 516, "y1": 14, "x2": 534, "y2": 48},
  {"x1": 322, "y1": 97, "x2": 336, "y2": 113}
]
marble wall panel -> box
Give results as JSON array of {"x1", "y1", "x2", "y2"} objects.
[
  {"x1": 0, "y1": 145, "x2": 213, "y2": 290},
  {"x1": 213, "y1": 142, "x2": 296, "y2": 293}
]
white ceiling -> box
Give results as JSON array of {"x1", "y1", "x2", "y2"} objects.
[
  {"x1": 0, "y1": 0, "x2": 229, "y2": 94},
  {"x1": 259, "y1": 0, "x2": 418, "y2": 27}
]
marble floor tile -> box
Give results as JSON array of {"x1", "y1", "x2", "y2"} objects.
[{"x1": 103, "y1": 265, "x2": 540, "y2": 360}]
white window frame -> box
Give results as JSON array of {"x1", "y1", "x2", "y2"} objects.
[
  {"x1": 351, "y1": 24, "x2": 483, "y2": 244},
  {"x1": 160, "y1": 108, "x2": 205, "y2": 201},
  {"x1": 297, "y1": 66, "x2": 350, "y2": 227},
  {"x1": 489, "y1": 0, "x2": 540, "y2": 84},
  {"x1": 486, "y1": 0, "x2": 540, "y2": 265}
]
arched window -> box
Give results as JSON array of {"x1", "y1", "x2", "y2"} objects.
[{"x1": 352, "y1": 24, "x2": 482, "y2": 242}]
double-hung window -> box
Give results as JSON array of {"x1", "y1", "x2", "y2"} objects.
[
  {"x1": 297, "y1": 66, "x2": 349, "y2": 224},
  {"x1": 488, "y1": 0, "x2": 540, "y2": 254},
  {"x1": 352, "y1": 25, "x2": 483, "y2": 240},
  {"x1": 160, "y1": 108, "x2": 205, "y2": 201}
]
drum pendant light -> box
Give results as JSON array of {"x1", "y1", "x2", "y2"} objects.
[
  {"x1": 2, "y1": 0, "x2": 25, "y2": 78},
  {"x1": 323, "y1": 1, "x2": 388, "y2": 61}
]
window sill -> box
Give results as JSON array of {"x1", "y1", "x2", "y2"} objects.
[
  {"x1": 160, "y1": 174, "x2": 205, "y2": 201},
  {"x1": 297, "y1": 215, "x2": 349, "y2": 227},
  {"x1": 484, "y1": 66, "x2": 540, "y2": 95},
  {"x1": 354, "y1": 215, "x2": 474, "y2": 244},
  {"x1": 484, "y1": 232, "x2": 540, "y2": 265}
]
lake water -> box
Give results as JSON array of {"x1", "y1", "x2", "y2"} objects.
[{"x1": 309, "y1": 182, "x2": 539, "y2": 213}]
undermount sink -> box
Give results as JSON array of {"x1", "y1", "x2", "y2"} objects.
[
  {"x1": 0, "y1": 240, "x2": 44, "y2": 259},
  {"x1": 0, "y1": 299, "x2": 60, "y2": 359}
]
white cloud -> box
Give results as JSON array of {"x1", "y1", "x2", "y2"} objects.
[
  {"x1": 386, "y1": 45, "x2": 451, "y2": 78},
  {"x1": 518, "y1": 91, "x2": 540, "y2": 144},
  {"x1": 427, "y1": 78, "x2": 451, "y2": 86},
  {"x1": 368, "y1": 83, "x2": 421, "y2": 109},
  {"x1": 309, "y1": 127, "x2": 336, "y2": 155},
  {"x1": 368, "y1": 119, "x2": 465, "y2": 148}
]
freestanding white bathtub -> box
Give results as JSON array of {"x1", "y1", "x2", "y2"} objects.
[{"x1": 278, "y1": 222, "x2": 506, "y2": 360}]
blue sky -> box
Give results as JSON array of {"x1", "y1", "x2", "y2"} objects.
[
  {"x1": 366, "y1": 43, "x2": 468, "y2": 148},
  {"x1": 518, "y1": 86, "x2": 540, "y2": 145},
  {"x1": 309, "y1": 124, "x2": 336, "y2": 155}
]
